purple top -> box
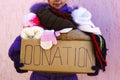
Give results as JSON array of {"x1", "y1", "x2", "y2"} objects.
[
  {"x1": 8, "y1": 3, "x2": 78, "y2": 80},
  {"x1": 30, "y1": 2, "x2": 73, "y2": 13}
]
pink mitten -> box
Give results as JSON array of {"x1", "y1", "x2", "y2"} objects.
[{"x1": 40, "y1": 30, "x2": 57, "y2": 49}]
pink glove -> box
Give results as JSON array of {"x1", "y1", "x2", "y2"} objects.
[{"x1": 40, "y1": 30, "x2": 57, "y2": 49}]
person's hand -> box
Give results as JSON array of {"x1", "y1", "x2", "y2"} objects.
[
  {"x1": 14, "y1": 62, "x2": 28, "y2": 73},
  {"x1": 13, "y1": 50, "x2": 28, "y2": 73},
  {"x1": 87, "y1": 66, "x2": 99, "y2": 76}
]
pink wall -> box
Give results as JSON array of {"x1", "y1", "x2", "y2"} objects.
[{"x1": 0, "y1": 0, "x2": 119, "y2": 80}]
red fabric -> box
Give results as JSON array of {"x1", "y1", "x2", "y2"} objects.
[
  {"x1": 90, "y1": 33, "x2": 107, "y2": 70},
  {"x1": 30, "y1": 16, "x2": 40, "y2": 26},
  {"x1": 49, "y1": 7, "x2": 73, "y2": 22}
]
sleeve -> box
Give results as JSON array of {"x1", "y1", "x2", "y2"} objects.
[{"x1": 8, "y1": 36, "x2": 28, "y2": 73}]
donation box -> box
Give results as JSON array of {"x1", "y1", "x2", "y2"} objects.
[{"x1": 20, "y1": 39, "x2": 95, "y2": 73}]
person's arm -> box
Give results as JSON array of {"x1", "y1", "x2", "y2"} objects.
[{"x1": 8, "y1": 36, "x2": 28, "y2": 73}]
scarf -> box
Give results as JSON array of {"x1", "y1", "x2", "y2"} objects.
[{"x1": 90, "y1": 33, "x2": 107, "y2": 71}]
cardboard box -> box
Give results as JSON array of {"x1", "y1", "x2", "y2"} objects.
[{"x1": 20, "y1": 39, "x2": 95, "y2": 73}]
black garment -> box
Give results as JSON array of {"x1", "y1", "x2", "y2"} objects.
[
  {"x1": 86, "y1": 33, "x2": 107, "y2": 76},
  {"x1": 36, "y1": 8, "x2": 77, "y2": 31}
]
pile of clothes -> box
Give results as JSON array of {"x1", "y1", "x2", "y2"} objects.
[{"x1": 12, "y1": 3, "x2": 108, "y2": 76}]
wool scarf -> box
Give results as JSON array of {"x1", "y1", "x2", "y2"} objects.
[{"x1": 90, "y1": 33, "x2": 107, "y2": 71}]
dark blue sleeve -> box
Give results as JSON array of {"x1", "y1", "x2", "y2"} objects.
[
  {"x1": 8, "y1": 36, "x2": 28, "y2": 73},
  {"x1": 9, "y1": 36, "x2": 21, "y2": 61}
]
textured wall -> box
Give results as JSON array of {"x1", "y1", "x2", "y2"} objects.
[{"x1": 0, "y1": 0, "x2": 120, "y2": 80}]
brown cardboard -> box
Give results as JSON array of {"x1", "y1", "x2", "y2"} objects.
[{"x1": 20, "y1": 39, "x2": 95, "y2": 73}]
